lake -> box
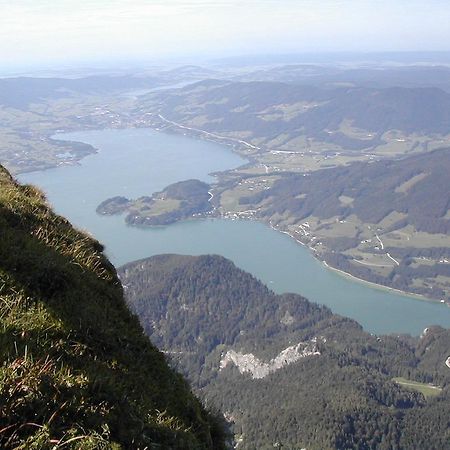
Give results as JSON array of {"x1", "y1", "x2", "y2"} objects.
[{"x1": 18, "y1": 128, "x2": 450, "y2": 335}]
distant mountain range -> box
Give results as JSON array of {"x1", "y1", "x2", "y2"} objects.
[
  {"x1": 120, "y1": 254, "x2": 450, "y2": 450},
  {"x1": 237, "y1": 64, "x2": 450, "y2": 93},
  {"x1": 0, "y1": 75, "x2": 156, "y2": 108},
  {"x1": 0, "y1": 65, "x2": 219, "y2": 109},
  {"x1": 138, "y1": 78, "x2": 450, "y2": 152}
]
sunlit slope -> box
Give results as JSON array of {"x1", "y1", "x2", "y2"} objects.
[{"x1": 0, "y1": 166, "x2": 225, "y2": 449}]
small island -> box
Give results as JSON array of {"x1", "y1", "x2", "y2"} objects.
[{"x1": 97, "y1": 179, "x2": 213, "y2": 226}]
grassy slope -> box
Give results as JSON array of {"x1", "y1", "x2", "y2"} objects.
[
  {"x1": 0, "y1": 166, "x2": 225, "y2": 449},
  {"x1": 393, "y1": 377, "x2": 442, "y2": 398}
]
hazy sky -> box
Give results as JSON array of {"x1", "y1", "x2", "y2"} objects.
[{"x1": 1, "y1": 0, "x2": 450, "y2": 67}]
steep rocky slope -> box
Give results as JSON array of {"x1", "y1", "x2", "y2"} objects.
[{"x1": 0, "y1": 166, "x2": 225, "y2": 449}]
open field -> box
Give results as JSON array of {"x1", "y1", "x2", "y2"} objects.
[
  {"x1": 0, "y1": 94, "x2": 135, "y2": 174},
  {"x1": 393, "y1": 377, "x2": 442, "y2": 398}
]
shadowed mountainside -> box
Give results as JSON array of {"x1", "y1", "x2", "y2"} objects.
[{"x1": 120, "y1": 254, "x2": 450, "y2": 450}]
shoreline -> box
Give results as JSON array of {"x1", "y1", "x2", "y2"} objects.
[
  {"x1": 157, "y1": 113, "x2": 261, "y2": 151},
  {"x1": 153, "y1": 114, "x2": 447, "y2": 306},
  {"x1": 263, "y1": 222, "x2": 437, "y2": 304},
  {"x1": 14, "y1": 120, "x2": 255, "y2": 176},
  {"x1": 19, "y1": 122, "x2": 446, "y2": 306},
  {"x1": 12, "y1": 128, "x2": 100, "y2": 176},
  {"x1": 321, "y1": 260, "x2": 432, "y2": 303}
]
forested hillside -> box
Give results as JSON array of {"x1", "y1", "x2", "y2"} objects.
[
  {"x1": 97, "y1": 179, "x2": 212, "y2": 226},
  {"x1": 0, "y1": 167, "x2": 225, "y2": 449},
  {"x1": 235, "y1": 147, "x2": 450, "y2": 300},
  {"x1": 137, "y1": 79, "x2": 450, "y2": 151},
  {"x1": 242, "y1": 147, "x2": 450, "y2": 234},
  {"x1": 120, "y1": 254, "x2": 450, "y2": 450}
]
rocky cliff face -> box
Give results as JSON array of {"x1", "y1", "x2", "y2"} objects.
[{"x1": 220, "y1": 339, "x2": 321, "y2": 379}]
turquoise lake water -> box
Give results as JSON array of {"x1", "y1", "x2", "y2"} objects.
[{"x1": 18, "y1": 128, "x2": 450, "y2": 335}]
